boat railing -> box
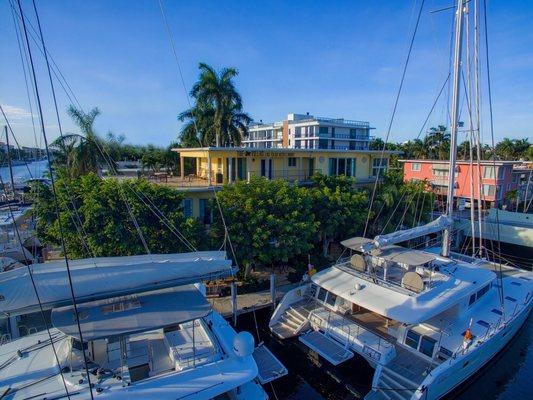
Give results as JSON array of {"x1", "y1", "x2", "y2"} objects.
[
  {"x1": 334, "y1": 260, "x2": 416, "y2": 296},
  {"x1": 308, "y1": 307, "x2": 393, "y2": 362}
]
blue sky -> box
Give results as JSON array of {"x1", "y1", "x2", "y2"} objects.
[{"x1": 1, "y1": 0, "x2": 532, "y2": 148}]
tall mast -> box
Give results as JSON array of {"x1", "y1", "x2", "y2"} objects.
[
  {"x1": 474, "y1": 0, "x2": 484, "y2": 254},
  {"x1": 442, "y1": 0, "x2": 465, "y2": 257}
]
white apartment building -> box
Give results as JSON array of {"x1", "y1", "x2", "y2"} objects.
[{"x1": 243, "y1": 113, "x2": 374, "y2": 150}]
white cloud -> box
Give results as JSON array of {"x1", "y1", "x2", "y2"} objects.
[{"x1": 1, "y1": 104, "x2": 32, "y2": 121}]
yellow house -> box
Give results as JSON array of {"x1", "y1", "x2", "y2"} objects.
[{"x1": 170, "y1": 147, "x2": 396, "y2": 221}]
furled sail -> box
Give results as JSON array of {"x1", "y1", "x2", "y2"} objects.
[{"x1": 0, "y1": 251, "x2": 234, "y2": 316}]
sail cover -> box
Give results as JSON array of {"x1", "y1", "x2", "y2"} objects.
[
  {"x1": 51, "y1": 285, "x2": 211, "y2": 341},
  {"x1": 0, "y1": 251, "x2": 234, "y2": 316}
]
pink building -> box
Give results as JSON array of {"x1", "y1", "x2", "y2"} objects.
[{"x1": 401, "y1": 159, "x2": 520, "y2": 208}]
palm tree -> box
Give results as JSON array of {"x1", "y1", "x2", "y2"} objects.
[
  {"x1": 179, "y1": 63, "x2": 251, "y2": 147},
  {"x1": 51, "y1": 106, "x2": 110, "y2": 177}
]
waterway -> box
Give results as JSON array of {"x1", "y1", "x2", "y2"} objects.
[
  {"x1": 0, "y1": 160, "x2": 48, "y2": 184},
  {"x1": 236, "y1": 308, "x2": 532, "y2": 399}
]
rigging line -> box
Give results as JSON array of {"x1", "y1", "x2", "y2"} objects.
[
  {"x1": 87, "y1": 131, "x2": 197, "y2": 252},
  {"x1": 156, "y1": 0, "x2": 238, "y2": 264},
  {"x1": 31, "y1": 0, "x2": 97, "y2": 261},
  {"x1": 157, "y1": 0, "x2": 203, "y2": 147},
  {"x1": 482, "y1": 0, "x2": 505, "y2": 307},
  {"x1": 8, "y1": 0, "x2": 83, "y2": 111},
  {"x1": 0, "y1": 105, "x2": 35, "y2": 180},
  {"x1": 363, "y1": 0, "x2": 426, "y2": 238},
  {"x1": 15, "y1": 1, "x2": 95, "y2": 398},
  {"x1": 379, "y1": 190, "x2": 408, "y2": 235},
  {"x1": 10, "y1": 5, "x2": 40, "y2": 153},
  {"x1": 0, "y1": 172, "x2": 71, "y2": 399},
  {"x1": 415, "y1": 73, "x2": 451, "y2": 140}
]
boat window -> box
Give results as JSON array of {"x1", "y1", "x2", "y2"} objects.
[
  {"x1": 317, "y1": 287, "x2": 327, "y2": 302},
  {"x1": 326, "y1": 292, "x2": 337, "y2": 307},
  {"x1": 491, "y1": 309, "x2": 503, "y2": 316},
  {"x1": 505, "y1": 296, "x2": 517, "y2": 302},
  {"x1": 405, "y1": 330, "x2": 420, "y2": 350},
  {"x1": 438, "y1": 346, "x2": 453, "y2": 358},
  {"x1": 419, "y1": 336, "x2": 437, "y2": 357},
  {"x1": 519, "y1": 276, "x2": 531, "y2": 281},
  {"x1": 468, "y1": 294, "x2": 476, "y2": 306},
  {"x1": 476, "y1": 285, "x2": 489, "y2": 300},
  {"x1": 72, "y1": 338, "x2": 88, "y2": 351},
  {"x1": 476, "y1": 320, "x2": 490, "y2": 328},
  {"x1": 510, "y1": 281, "x2": 521, "y2": 286}
]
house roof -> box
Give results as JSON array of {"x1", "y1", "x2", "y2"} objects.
[{"x1": 173, "y1": 147, "x2": 400, "y2": 155}]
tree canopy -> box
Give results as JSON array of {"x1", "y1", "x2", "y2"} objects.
[{"x1": 178, "y1": 63, "x2": 251, "y2": 147}]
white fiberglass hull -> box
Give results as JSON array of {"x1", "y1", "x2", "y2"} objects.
[
  {"x1": 0, "y1": 251, "x2": 234, "y2": 316},
  {"x1": 414, "y1": 303, "x2": 531, "y2": 400}
]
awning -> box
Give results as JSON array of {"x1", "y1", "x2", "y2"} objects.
[
  {"x1": 340, "y1": 236, "x2": 373, "y2": 251},
  {"x1": 370, "y1": 245, "x2": 436, "y2": 266},
  {"x1": 51, "y1": 285, "x2": 210, "y2": 341}
]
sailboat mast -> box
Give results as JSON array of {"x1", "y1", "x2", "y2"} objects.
[{"x1": 442, "y1": 0, "x2": 465, "y2": 258}]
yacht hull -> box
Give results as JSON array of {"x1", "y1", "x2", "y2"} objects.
[{"x1": 416, "y1": 304, "x2": 531, "y2": 400}]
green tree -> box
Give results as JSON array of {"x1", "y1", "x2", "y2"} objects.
[
  {"x1": 310, "y1": 174, "x2": 368, "y2": 256},
  {"x1": 51, "y1": 106, "x2": 111, "y2": 177},
  {"x1": 178, "y1": 63, "x2": 251, "y2": 147},
  {"x1": 33, "y1": 172, "x2": 204, "y2": 258},
  {"x1": 210, "y1": 177, "x2": 317, "y2": 272}
]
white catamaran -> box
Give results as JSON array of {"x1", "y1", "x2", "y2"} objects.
[
  {"x1": 270, "y1": 1, "x2": 533, "y2": 399},
  {"x1": 0, "y1": 252, "x2": 268, "y2": 400}
]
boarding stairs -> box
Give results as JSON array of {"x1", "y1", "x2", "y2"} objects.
[
  {"x1": 365, "y1": 346, "x2": 433, "y2": 400},
  {"x1": 270, "y1": 299, "x2": 316, "y2": 339}
]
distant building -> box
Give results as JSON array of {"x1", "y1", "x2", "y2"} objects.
[
  {"x1": 401, "y1": 159, "x2": 522, "y2": 208},
  {"x1": 171, "y1": 147, "x2": 396, "y2": 221},
  {"x1": 244, "y1": 113, "x2": 374, "y2": 150}
]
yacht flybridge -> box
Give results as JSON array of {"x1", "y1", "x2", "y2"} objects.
[
  {"x1": 0, "y1": 252, "x2": 268, "y2": 400},
  {"x1": 270, "y1": 238, "x2": 532, "y2": 399}
]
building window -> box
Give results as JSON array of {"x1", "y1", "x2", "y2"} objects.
[
  {"x1": 199, "y1": 199, "x2": 212, "y2": 224},
  {"x1": 288, "y1": 157, "x2": 297, "y2": 167},
  {"x1": 372, "y1": 158, "x2": 388, "y2": 176},
  {"x1": 412, "y1": 163, "x2": 421, "y2": 171},
  {"x1": 483, "y1": 166, "x2": 496, "y2": 179},
  {"x1": 183, "y1": 199, "x2": 193, "y2": 218},
  {"x1": 482, "y1": 184, "x2": 496, "y2": 197},
  {"x1": 329, "y1": 158, "x2": 337, "y2": 175},
  {"x1": 319, "y1": 127, "x2": 329, "y2": 136}
]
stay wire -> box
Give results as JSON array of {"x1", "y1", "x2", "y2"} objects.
[
  {"x1": 31, "y1": 0, "x2": 97, "y2": 261},
  {"x1": 15, "y1": 1, "x2": 95, "y2": 398},
  {"x1": 482, "y1": 0, "x2": 504, "y2": 307},
  {"x1": 363, "y1": 0, "x2": 426, "y2": 237},
  {"x1": 0, "y1": 170, "x2": 71, "y2": 400}
]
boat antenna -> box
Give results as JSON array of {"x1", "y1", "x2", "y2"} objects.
[
  {"x1": 441, "y1": 0, "x2": 465, "y2": 258},
  {"x1": 15, "y1": 1, "x2": 95, "y2": 397}
]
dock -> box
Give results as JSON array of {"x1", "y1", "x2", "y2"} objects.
[{"x1": 207, "y1": 283, "x2": 298, "y2": 318}]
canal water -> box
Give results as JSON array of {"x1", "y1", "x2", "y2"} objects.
[
  {"x1": 0, "y1": 160, "x2": 48, "y2": 183},
  {"x1": 235, "y1": 307, "x2": 532, "y2": 400}
]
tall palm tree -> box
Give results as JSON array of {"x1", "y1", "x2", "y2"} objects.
[
  {"x1": 51, "y1": 106, "x2": 109, "y2": 177},
  {"x1": 179, "y1": 63, "x2": 251, "y2": 147}
]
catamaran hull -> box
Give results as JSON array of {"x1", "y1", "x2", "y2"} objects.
[{"x1": 414, "y1": 303, "x2": 531, "y2": 400}]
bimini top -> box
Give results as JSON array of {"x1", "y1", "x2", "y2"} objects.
[
  {"x1": 370, "y1": 245, "x2": 436, "y2": 266},
  {"x1": 312, "y1": 261, "x2": 496, "y2": 324},
  {"x1": 51, "y1": 285, "x2": 210, "y2": 341},
  {"x1": 0, "y1": 251, "x2": 234, "y2": 316}
]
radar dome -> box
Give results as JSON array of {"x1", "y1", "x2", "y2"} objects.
[{"x1": 233, "y1": 331, "x2": 254, "y2": 357}]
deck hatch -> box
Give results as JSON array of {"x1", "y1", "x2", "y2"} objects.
[
  {"x1": 476, "y1": 320, "x2": 490, "y2": 328},
  {"x1": 491, "y1": 308, "x2": 503, "y2": 316},
  {"x1": 510, "y1": 281, "x2": 522, "y2": 286},
  {"x1": 505, "y1": 296, "x2": 517, "y2": 302}
]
